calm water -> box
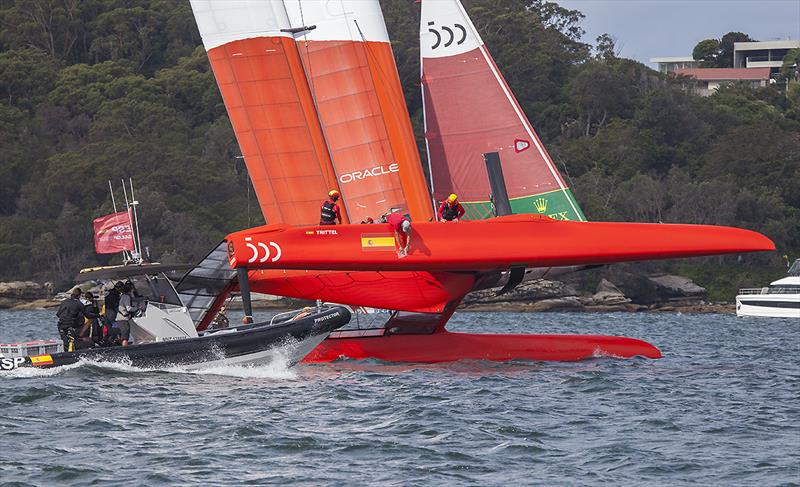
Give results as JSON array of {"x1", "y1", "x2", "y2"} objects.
[{"x1": 0, "y1": 309, "x2": 797, "y2": 486}]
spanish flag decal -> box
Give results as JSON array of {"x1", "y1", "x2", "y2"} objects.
[
  {"x1": 29, "y1": 355, "x2": 53, "y2": 366},
  {"x1": 361, "y1": 234, "x2": 396, "y2": 251}
]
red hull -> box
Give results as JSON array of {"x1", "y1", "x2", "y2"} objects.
[{"x1": 303, "y1": 328, "x2": 662, "y2": 363}]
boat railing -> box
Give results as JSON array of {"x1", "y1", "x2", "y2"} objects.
[
  {"x1": 738, "y1": 287, "x2": 798, "y2": 295},
  {"x1": 738, "y1": 287, "x2": 769, "y2": 295}
]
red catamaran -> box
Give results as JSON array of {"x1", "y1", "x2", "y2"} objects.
[{"x1": 188, "y1": 0, "x2": 775, "y2": 363}]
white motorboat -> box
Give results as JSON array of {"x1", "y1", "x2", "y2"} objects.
[{"x1": 736, "y1": 259, "x2": 800, "y2": 318}]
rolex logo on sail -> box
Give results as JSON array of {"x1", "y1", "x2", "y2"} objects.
[
  {"x1": 339, "y1": 163, "x2": 399, "y2": 184},
  {"x1": 534, "y1": 198, "x2": 548, "y2": 213}
]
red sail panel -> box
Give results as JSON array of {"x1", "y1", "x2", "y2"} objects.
[
  {"x1": 190, "y1": 0, "x2": 344, "y2": 226},
  {"x1": 285, "y1": 0, "x2": 433, "y2": 223},
  {"x1": 420, "y1": 0, "x2": 584, "y2": 221}
]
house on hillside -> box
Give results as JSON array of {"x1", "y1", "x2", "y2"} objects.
[
  {"x1": 673, "y1": 67, "x2": 771, "y2": 96},
  {"x1": 650, "y1": 56, "x2": 698, "y2": 74},
  {"x1": 733, "y1": 40, "x2": 800, "y2": 74}
]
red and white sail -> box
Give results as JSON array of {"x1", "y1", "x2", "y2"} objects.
[
  {"x1": 420, "y1": 0, "x2": 585, "y2": 221},
  {"x1": 190, "y1": 0, "x2": 343, "y2": 226},
  {"x1": 285, "y1": 0, "x2": 433, "y2": 223}
]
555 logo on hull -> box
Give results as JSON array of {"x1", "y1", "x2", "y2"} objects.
[{"x1": 244, "y1": 237, "x2": 282, "y2": 264}]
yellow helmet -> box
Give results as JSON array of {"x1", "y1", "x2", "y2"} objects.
[
  {"x1": 447, "y1": 194, "x2": 458, "y2": 203},
  {"x1": 328, "y1": 189, "x2": 340, "y2": 198}
]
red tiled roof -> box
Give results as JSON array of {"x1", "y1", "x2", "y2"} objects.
[{"x1": 674, "y1": 68, "x2": 771, "y2": 81}]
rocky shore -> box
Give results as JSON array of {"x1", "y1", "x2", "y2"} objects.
[
  {"x1": 0, "y1": 274, "x2": 734, "y2": 314},
  {"x1": 459, "y1": 275, "x2": 733, "y2": 313}
]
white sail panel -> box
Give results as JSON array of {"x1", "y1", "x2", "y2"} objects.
[
  {"x1": 420, "y1": 0, "x2": 482, "y2": 58},
  {"x1": 284, "y1": 0, "x2": 389, "y2": 42},
  {"x1": 190, "y1": 0, "x2": 291, "y2": 50}
]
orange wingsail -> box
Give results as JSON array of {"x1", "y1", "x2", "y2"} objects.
[
  {"x1": 285, "y1": 0, "x2": 433, "y2": 223},
  {"x1": 190, "y1": 0, "x2": 344, "y2": 225}
]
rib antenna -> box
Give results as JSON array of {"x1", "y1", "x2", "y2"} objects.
[{"x1": 129, "y1": 177, "x2": 144, "y2": 264}]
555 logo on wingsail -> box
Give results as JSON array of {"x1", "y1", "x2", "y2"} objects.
[{"x1": 427, "y1": 21, "x2": 467, "y2": 49}]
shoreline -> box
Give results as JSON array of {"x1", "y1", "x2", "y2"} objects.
[
  {"x1": 458, "y1": 302, "x2": 735, "y2": 314},
  {"x1": 0, "y1": 298, "x2": 735, "y2": 314}
]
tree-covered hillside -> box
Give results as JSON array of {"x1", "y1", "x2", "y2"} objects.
[{"x1": 1, "y1": 0, "x2": 798, "y2": 294}]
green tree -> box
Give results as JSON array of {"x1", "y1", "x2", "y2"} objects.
[
  {"x1": 0, "y1": 48, "x2": 61, "y2": 109},
  {"x1": 692, "y1": 38, "x2": 720, "y2": 67},
  {"x1": 594, "y1": 33, "x2": 617, "y2": 61},
  {"x1": 719, "y1": 32, "x2": 753, "y2": 67}
]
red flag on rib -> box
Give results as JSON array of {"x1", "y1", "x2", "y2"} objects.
[{"x1": 93, "y1": 211, "x2": 135, "y2": 254}]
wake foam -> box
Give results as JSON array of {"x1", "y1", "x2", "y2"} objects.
[
  {"x1": 179, "y1": 359, "x2": 296, "y2": 380},
  {"x1": 3, "y1": 361, "x2": 83, "y2": 378}
]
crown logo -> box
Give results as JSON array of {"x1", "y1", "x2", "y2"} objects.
[{"x1": 533, "y1": 198, "x2": 548, "y2": 213}]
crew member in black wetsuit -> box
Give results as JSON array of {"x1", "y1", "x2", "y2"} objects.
[
  {"x1": 438, "y1": 193, "x2": 465, "y2": 222},
  {"x1": 93, "y1": 282, "x2": 123, "y2": 347},
  {"x1": 55, "y1": 288, "x2": 92, "y2": 351},
  {"x1": 81, "y1": 292, "x2": 103, "y2": 346},
  {"x1": 320, "y1": 190, "x2": 343, "y2": 225},
  {"x1": 103, "y1": 282, "x2": 124, "y2": 324}
]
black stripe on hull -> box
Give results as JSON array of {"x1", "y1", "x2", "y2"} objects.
[{"x1": 739, "y1": 300, "x2": 800, "y2": 309}]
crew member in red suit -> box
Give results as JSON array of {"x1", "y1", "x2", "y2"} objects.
[
  {"x1": 320, "y1": 190, "x2": 342, "y2": 225},
  {"x1": 385, "y1": 212, "x2": 412, "y2": 257},
  {"x1": 438, "y1": 193, "x2": 465, "y2": 222}
]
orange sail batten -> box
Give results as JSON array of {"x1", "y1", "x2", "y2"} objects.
[{"x1": 191, "y1": 1, "x2": 345, "y2": 226}]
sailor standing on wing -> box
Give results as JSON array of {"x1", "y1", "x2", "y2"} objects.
[
  {"x1": 386, "y1": 212, "x2": 412, "y2": 258},
  {"x1": 320, "y1": 190, "x2": 342, "y2": 225}
]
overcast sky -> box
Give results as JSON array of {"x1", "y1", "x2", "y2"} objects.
[{"x1": 554, "y1": 0, "x2": 800, "y2": 67}]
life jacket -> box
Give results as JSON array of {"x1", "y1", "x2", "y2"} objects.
[
  {"x1": 320, "y1": 199, "x2": 337, "y2": 223},
  {"x1": 441, "y1": 202, "x2": 460, "y2": 220}
]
